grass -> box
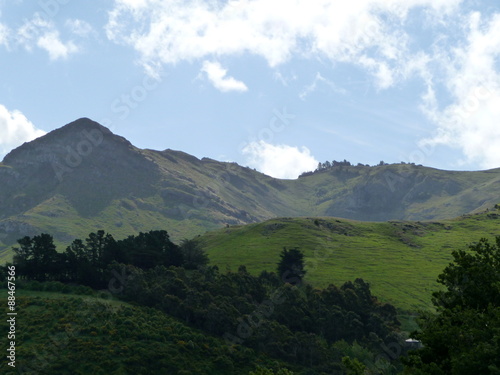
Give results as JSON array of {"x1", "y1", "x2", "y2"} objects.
[{"x1": 198, "y1": 210, "x2": 500, "y2": 312}]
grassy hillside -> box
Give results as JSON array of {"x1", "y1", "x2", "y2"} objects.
[
  {"x1": 199, "y1": 209, "x2": 500, "y2": 311},
  {"x1": 0, "y1": 289, "x2": 292, "y2": 375}
]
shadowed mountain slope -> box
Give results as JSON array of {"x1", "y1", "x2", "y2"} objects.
[{"x1": 1, "y1": 118, "x2": 500, "y2": 256}]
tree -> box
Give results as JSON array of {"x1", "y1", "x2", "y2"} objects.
[
  {"x1": 277, "y1": 247, "x2": 306, "y2": 285},
  {"x1": 118, "y1": 230, "x2": 183, "y2": 269},
  {"x1": 12, "y1": 236, "x2": 35, "y2": 279},
  {"x1": 85, "y1": 230, "x2": 115, "y2": 267},
  {"x1": 13, "y1": 234, "x2": 59, "y2": 281},
  {"x1": 179, "y1": 238, "x2": 209, "y2": 269},
  {"x1": 64, "y1": 238, "x2": 94, "y2": 285},
  {"x1": 432, "y1": 237, "x2": 500, "y2": 310},
  {"x1": 342, "y1": 356, "x2": 367, "y2": 375},
  {"x1": 404, "y1": 236, "x2": 500, "y2": 374}
]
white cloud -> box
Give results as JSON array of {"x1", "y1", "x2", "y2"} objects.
[
  {"x1": 17, "y1": 14, "x2": 78, "y2": 60},
  {"x1": 300, "y1": 72, "x2": 347, "y2": 100},
  {"x1": 242, "y1": 140, "x2": 319, "y2": 179},
  {"x1": 0, "y1": 105, "x2": 46, "y2": 158},
  {"x1": 201, "y1": 61, "x2": 248, "y2": 92},
  {"x1": 65, "y1": 19, "x2": 94, "y2": 38},
  {"x1": 421, "y1": 12, "x2": 500, "y2": 169},
  {"x1": 106, "y1": 0, "x2": 461, "y2": 86},
  {"x1": 0, "y1": 23, "x2": 9, "y2": 47},
  {"x1": 273, "y1": 71, "x2": 297, "y2": 86},
  {"x1": 37, "y1": 30, "x2": 78, "y2": 60}
]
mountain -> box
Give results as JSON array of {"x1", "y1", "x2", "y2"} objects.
[{"x1": 1, "y1": 118, "x2": 500, "y2": 256}]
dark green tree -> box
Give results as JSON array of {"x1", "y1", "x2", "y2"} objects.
[
  {"x1": 432, "y1": 237, "x2": 500, "y2": 310},
  {"x1": 404, "y1": 237, "x2": 500, "y2": 374},
  {"x1": 179, "y1": 238, "x2": 209, "y2": 269},
  {"x1": 12, "y1": 236, "x2": 35, "y2": 279},
  {"x1": 277, "y1": 247, "x2": 306, "y2": 285},
  {"x1": 13, "y1": 233, "x2": 59, "y2": 281},
  {"x1": 85, "y1": 230, "x2": 114, "y2": 267},
  {"x1": 64, "y1": 238, "x2": 94, "y2": 285},
  {"x1": 342, "y1": 356, "x2": 367, "y2": 375},
  {"x1": 118, "y1": 230, "x2": 183, "y2": 269}
]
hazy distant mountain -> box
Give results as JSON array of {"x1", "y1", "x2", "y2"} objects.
[{"x1": 1, "y1": 118, "x2": 499, "y2": 254}]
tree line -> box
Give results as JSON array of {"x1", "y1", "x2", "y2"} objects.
[
  {"x1": 299, "y1": 159, "x2": 420, "y2": 178},
  {"x1": 9, "y1": 230, "x2": 208, "y2": 288}
]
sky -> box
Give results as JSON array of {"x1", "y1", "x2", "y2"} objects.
[{"x1": 1, "y1": 0, "x2": 500, "y2": 179}]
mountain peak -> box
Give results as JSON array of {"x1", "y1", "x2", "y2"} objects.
[
  {"x1": 2, "y1": 118, "x2": 130, "y2": 165},
  {"x1": 0, "y1": 118, "x2": 159, "y2": 219},
  {"x1": 51, "y1": 117, "x2": 111, "y2": 134}
]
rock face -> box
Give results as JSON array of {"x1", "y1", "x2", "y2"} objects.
[{"x1": 1, "y1": 117, "x2": 500, "y2": 250}]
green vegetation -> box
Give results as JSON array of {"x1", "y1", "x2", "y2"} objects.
[
  {"x1": 10, "y1": 230, "x2": 206, "y2": 289},
  {"x1": 199, "y1": 210, "x2": 500, "y2": 311},
  {"x1": 3, "y1": 221, "x2": 500, "y2": 373},
  {"x1": 0, "y1": 291, "x2": 289, "y2": 374},
  {"x1": 4, "y1": 229, "x2": 406, "y2": 374},
  {"x1": 403, "y1": 236, "x2": 500, "y2": 374},
  {"x1": 277, "y1": 247, "x2": 306, "y2": 285},
  {"x1": 8, "y1": 207, "x2": 500, "y2": 313}
]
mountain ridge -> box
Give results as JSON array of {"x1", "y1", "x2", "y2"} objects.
[{"x1": 1, "y1": 118, "x2": 500, "y2": 256}]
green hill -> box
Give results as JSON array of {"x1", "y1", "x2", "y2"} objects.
[
  {"x1": 0, "y1": 289, "x2": 291, "y2": 375},
  {"x1": 2, "y1": 118, "x2": 500, "y2": 259},
  {"x1": 198, "y1": 209, "x2": 500, "y2": 311}
]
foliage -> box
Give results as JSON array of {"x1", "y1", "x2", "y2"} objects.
[
  {"x1": 432, "y1": 237, "x2": 500, "y2": 311},
  {"x1": 342, "y1": 356, "x2": 367, "y2": 375},
  {"x1": 277, "y1": 247, "x2": 306, "y2": 285},
  {"x1": 118, "y1": 230, "x2": 183, "y2": 269},
  {"x1": 299, "y1": 159, "x2": 418, "y2": 177},
  {"x1": 12, "y1": 234, "x2": 60, "y2": 281},
  {"x1": 9, "y1": 229, "x2": 208, "y2": 289},
  {"x1": 179, "y1": 238, "x2": 209, "y2": 269},
  {"x1": 0, "y1": 293, "x2": 282, "y2": 374},
  {"x1": 118, "y1": 263, "x2": 401, "y2": 371},
  {"x1": 249, "y1": 367, "x2": 295, "y2": 374},
  {"x1": 403, "y1": 236, "x2": 500, "y2": 374}
]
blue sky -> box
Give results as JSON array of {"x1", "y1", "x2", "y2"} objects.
[{"x1": 1, "y1": 0, "x2": 500, "y2": 178}]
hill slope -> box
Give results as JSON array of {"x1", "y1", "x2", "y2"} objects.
[
  {"x1": 198, "y1": 210, "x2": 500, "y2": 311},
  {"x1": 0, "y1": 290, "x2": 288, "y2": 374},
  {"x1": 1, "y1": 118, "x2": 500, "y2": 255}
]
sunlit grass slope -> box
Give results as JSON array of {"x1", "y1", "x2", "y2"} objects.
[{"x1": 199, "y1": 210, "x2": 500, "y2": 311}]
